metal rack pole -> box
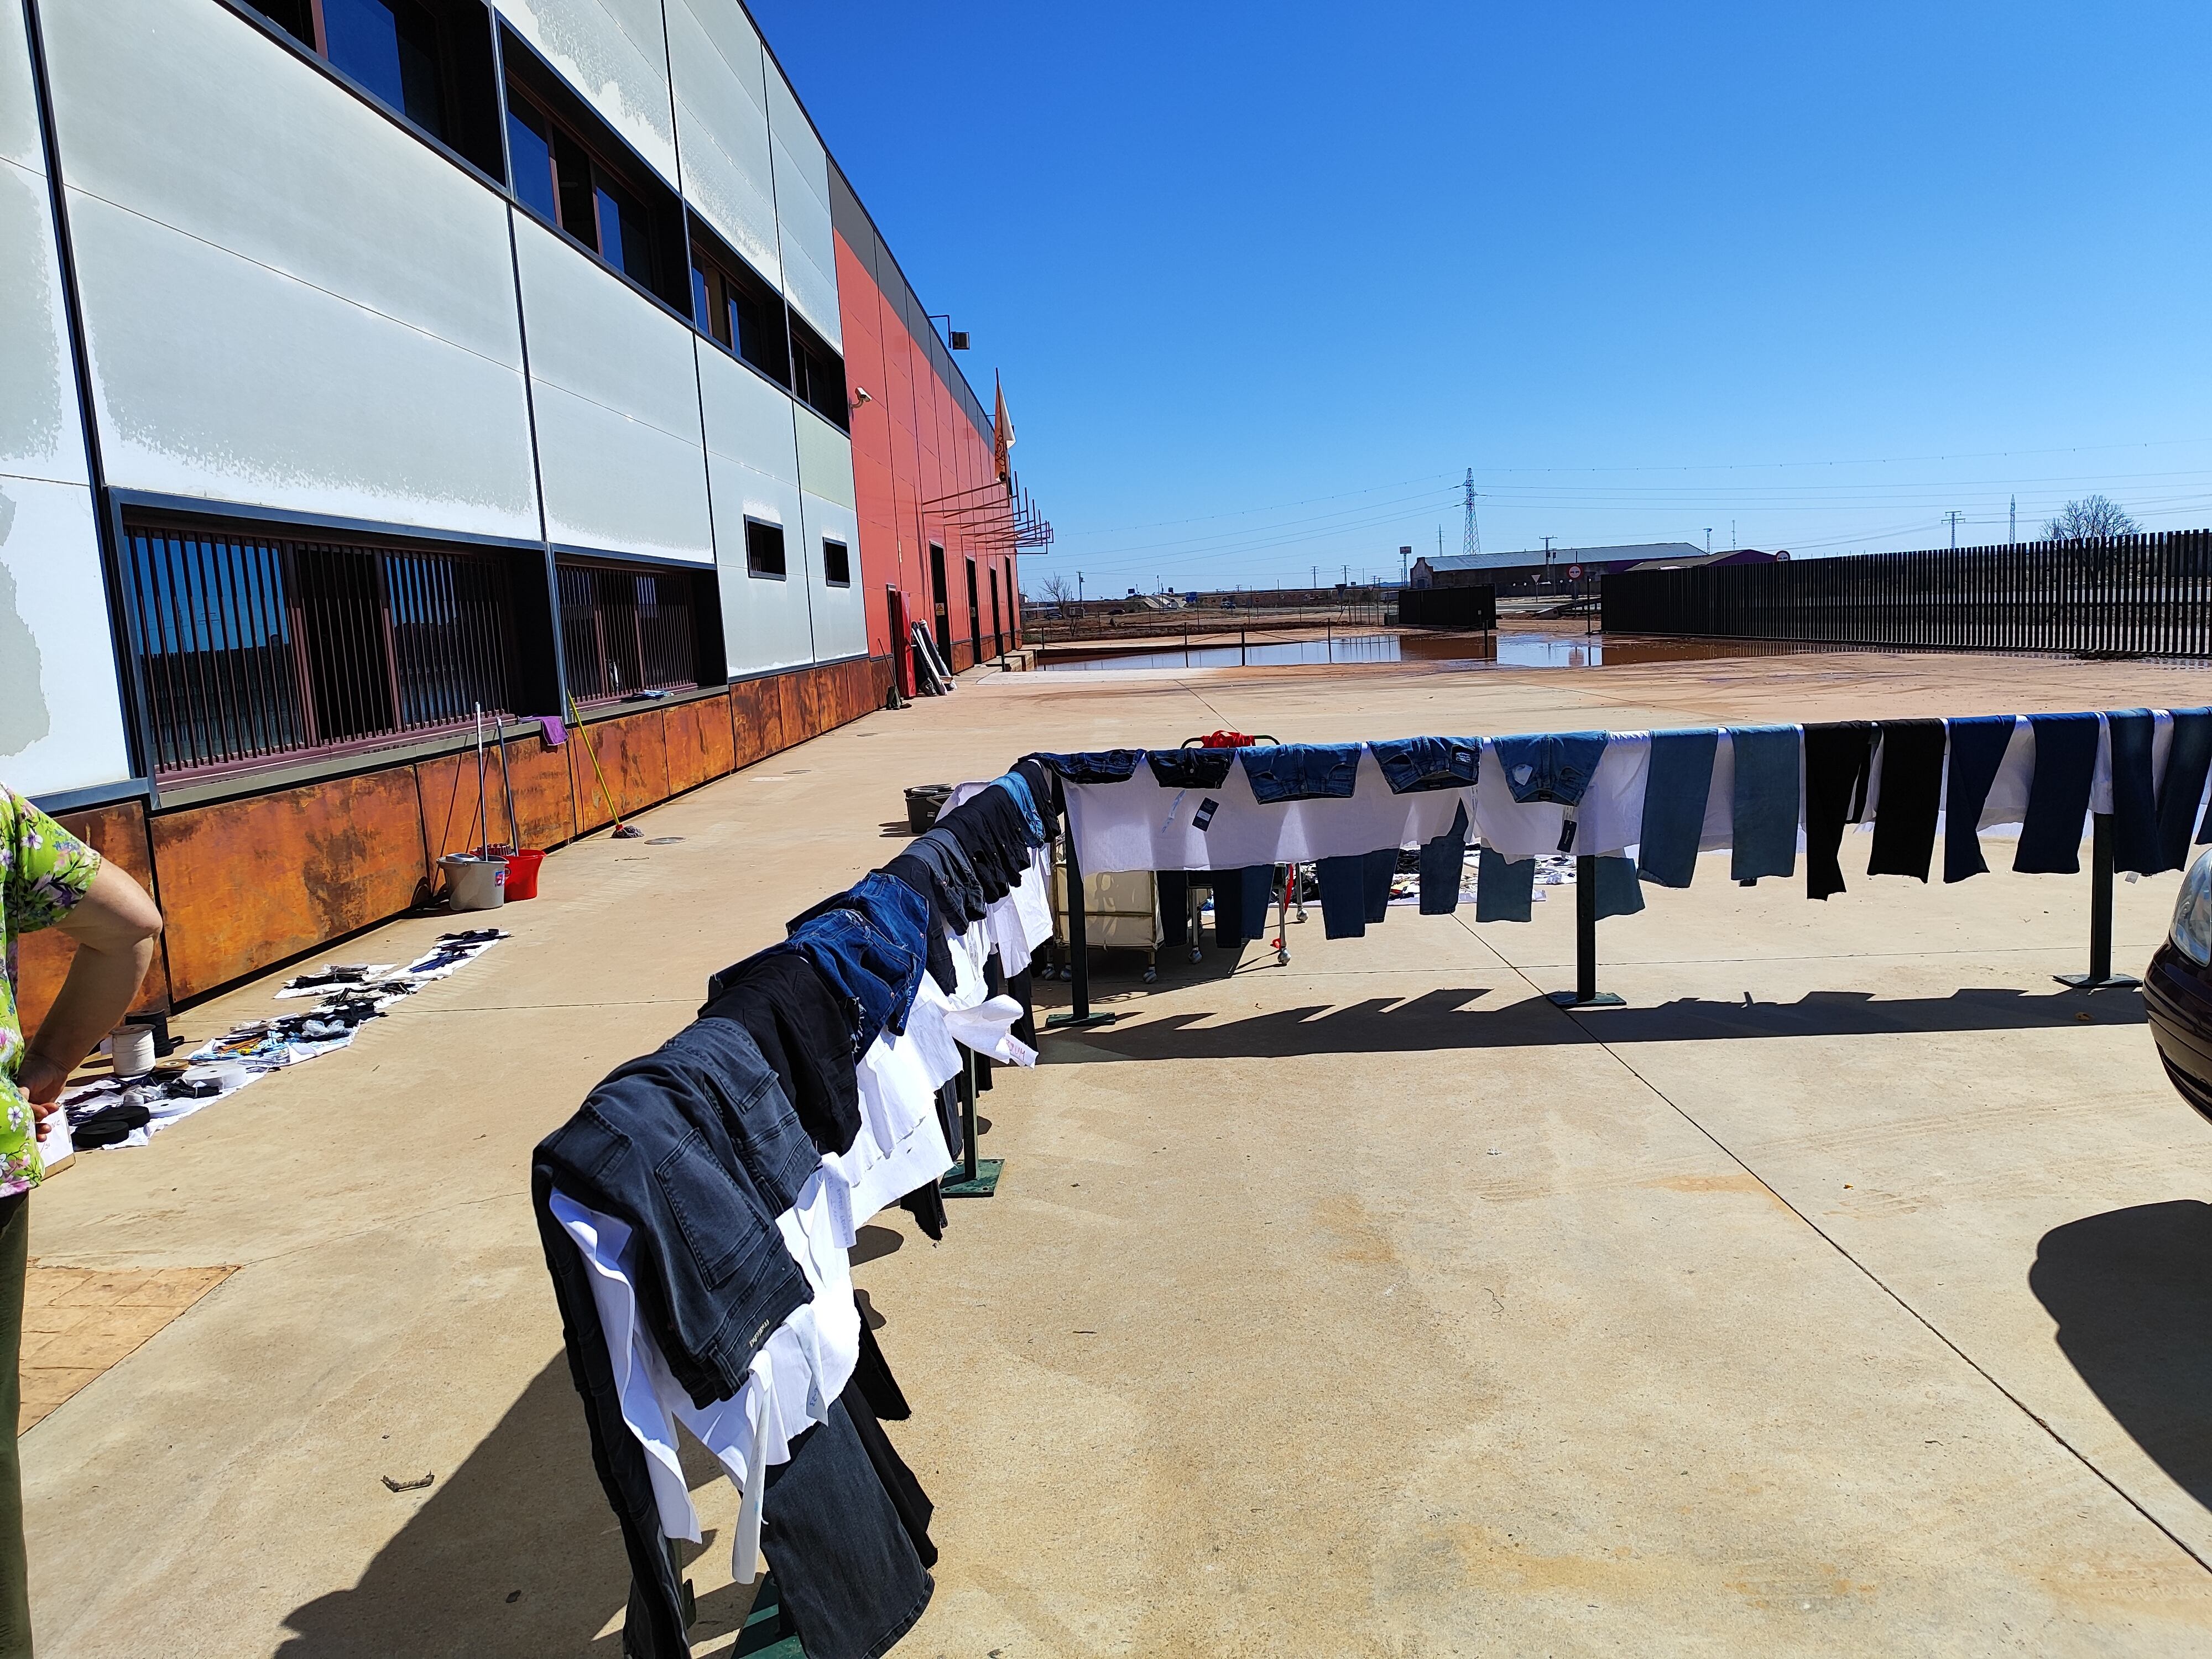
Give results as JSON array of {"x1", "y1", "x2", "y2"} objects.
[
  {"x1": 2058, "y1": 812, "x2": 2142, "y2": 992},
  {"x1": 1047, "y1": 776, "x2": 1117, "y2": 1030},
  {"x1": 940, "y1": 1042, "x2": 1001, "y2": 1197},
  {"x1": 1550, "y1": 854, "x2": 1625, "y2": 1009}
]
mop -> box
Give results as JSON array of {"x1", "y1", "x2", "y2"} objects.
[{"x1": 567, "y1": 695, "x2": 642, "y2": 838}]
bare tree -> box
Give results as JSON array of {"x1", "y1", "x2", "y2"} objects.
[
  {"x1": 1031, "y1": 570, "x2": 1076, "y2": 606},
  {"x1": 2043, "y1": 494, "x2": 2138, "y2": 541}
]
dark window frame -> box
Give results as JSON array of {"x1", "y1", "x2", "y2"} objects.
[
  {"x1": 744, "y1": 518, "x2": 788, "y2": 581},
  {"x1": 821, "y1": 538, "x2": 851, "y2": 587},
  {"x1": 688, "y1": 217, "x2": 792, "y2": 391},
  {"x1": 556, "y1": 555, "x2": 718, "y2": 706},
  {"x1": 789, "y1": 311, "x2": 849, "y2": 432}
]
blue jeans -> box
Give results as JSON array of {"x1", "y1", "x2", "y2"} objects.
[
  {"x1": 1370, "y1": 736, "x2": 1480, "y2": 795},
  {"x1": 2104, "y1": 709, "x2": 2160, "y2": 877},
  {"x1": 1209, "y1": 866, "x2": 1276, "y2": 946},
  {"x1": 1316, "y1": 849, "x2": 1395, "y2": 937},
  {"x1": 1943, "y1": 715, "x2": 2015, "y2": 883},
  {"x1": 993, "y1": 773, "x2": 1047, "y2": 844},
  {"x1": 1638, "y1": 729, "x2": 1717, "y2": 889},
  {"x1": 1035, "y1": 749, "x2": 1141, "y2": 784},
  {"x1": 1492, "y1": 732, "x2": 1606, "y2": 806},
  {"x1": 1146, "y1": 748, "x2": 1235, "y2": 789},
  {"x1": 1728, "y1": 725, "x2": 1799, "y2": 883},
  {"x1": 1418, "y1": 802, "x2": 1470, "y2": 914},
  {"x1": 1475, "y1": 848, "x2": 1534, "y2": 922},
  {"x1": 1238, "y1": 743, "x2": 1362, "y2": 803},
  {"x1": 761, "y1": 1400, "x2": 935, "y2": 1659},
  {"x1": 1593, "y1": 854, "x2": 1645, "y2": 919},
  {"x1": 780, "y1": 902, "x2": 924, "y2": 1057},
  {"x1": 2015, "y1": 711, "x2": 2099, "y2": 874},
  {"x1": 2159, "y1": 707, "x2": 2212, "y2": 872}
]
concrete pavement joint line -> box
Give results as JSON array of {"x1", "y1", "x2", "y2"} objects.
[
  {"x1": 1442, "y1": 905, "x2": 2212, "y2": 1575},
  {"x1": 1598, "y1": 1031, "x2": 2212, "y2": 1578}
]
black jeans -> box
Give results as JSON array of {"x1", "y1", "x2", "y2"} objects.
[{"x1": 761, "y1": 1401, "x2": 934, "y2": 1659}]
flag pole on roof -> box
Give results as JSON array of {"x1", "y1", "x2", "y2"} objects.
[{"x1": 993, "y1": 373, "x2": 1015, "y2": 483}]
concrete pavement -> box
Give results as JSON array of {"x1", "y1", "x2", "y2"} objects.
[{"x1": 21, "y1": 643, "x2": 2212, "y2": 1656}]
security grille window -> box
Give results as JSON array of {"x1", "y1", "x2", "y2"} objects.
[
  {"x1": 244, "y1": 0, "x2": 502, "y2": 175},
  {"x1": 822, "y1": 539, "x2": 851, "y2": 587},
  {"x1": 690, "y1": 227, "x2": 792, "y2": 389},
  {"x1": 789, "y1": 314, "x2": 848, "y2": 431},
  {"x1": 745, "y1": 520, "x2": 787, "y2": 580},
  {"x1": 502, "y1": 35, "x2": 687, "y2": 309},
  {"x1": 123, "y1": 518, "x2": 519, "y2": 778},
  {"x1": 557, "y1": 561, "x2": 713, "y2": 704}
]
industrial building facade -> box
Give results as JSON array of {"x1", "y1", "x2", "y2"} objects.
[{"x1": 2, "y1": 0, "x2": 1025, "y2": 1016}]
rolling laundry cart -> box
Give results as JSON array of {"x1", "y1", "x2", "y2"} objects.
[
  {"x1": 1178, "y1": 733, "x2": 1305, "y2": 968},
  {"x1": 1048, "y1": 855, "x2": 1164, "y2": 983}
]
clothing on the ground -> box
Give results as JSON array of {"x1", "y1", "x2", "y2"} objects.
[
  {"x1": 1943, "y1": 714, "x2": 2017, "y2": 882},
  {"x1": 1475, "y1": 848, "x2": 1535, "y2": 923},
  {"x1": 2105, "y1": 709, "x2": 2163, "y2": 875},
  {"x1": 2016, "y1": 712, "x2": 2101, "y2": 874},
  {"x1": 0, "y1": 787, "x2": 101, "y2": 1198},
  {"x1": 1866, "y1": 720, "x2": 1945, "y2": 881},
  {"x1": 700, "y1": 951, "x2": 863, "y2": 1157},
  {"x1": 1637, "y1": 728, "x2": 1718, "y2": 889},
  {"x1": 1802, "y1": 722, "x2": 1874, "y2": 900},
  {"x1": 1418, "y1": 802, "x2": 1470, "y2": 915},
  {"x1": 1728, "y1": 725, "x2": 1799, "y2": 883}
]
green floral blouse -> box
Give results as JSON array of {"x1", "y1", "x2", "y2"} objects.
[{"x1": 0, "y1": 788, "x2": 102, "y2": 1196}]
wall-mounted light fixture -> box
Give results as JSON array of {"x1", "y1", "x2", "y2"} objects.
[{"x1": 926, "y1": 314, "x2": 969, "y2": 349}]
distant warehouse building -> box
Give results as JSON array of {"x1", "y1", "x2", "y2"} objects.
[
  {"x1": 2, "y1": 0, "x2": 1039, "y2": 1013},
  {"x1": 1412, "y1": 544, "x2": 1779, "y2": 594}
]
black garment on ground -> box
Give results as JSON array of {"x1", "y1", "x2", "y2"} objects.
[
  {"x1": 760, "y1": 1401, "x2": 934, "y2": 1659},
  {"x1": 880, "y1": 853, "x2": 957, "y2": 995},
  {"x1": 852, "y1": 1311, "x2": 912, "y2": 1421},
  {"x1": 1803, "y1": 721, "x2": 1874, "y2": 900},
  {"x1": 908, "y1": 830, "x2": 988, "y2": 924},
  {"x1": 533, "y1": 1173, "x2": 692, "y2": 1659},
  {"x1": 840, "y1": 1378, "x2": 937, "y2": 1570},
  {"x1": 1866, "y1": 719, "x2": 1945, "y2": 881},
  {"x1": 698, "y1": 951, "x2": 862, "y2": 1158}
]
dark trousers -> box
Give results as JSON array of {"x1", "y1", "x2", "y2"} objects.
[{"x1": 0, "y1": 1193, "x2": 30, "y2": 1658}]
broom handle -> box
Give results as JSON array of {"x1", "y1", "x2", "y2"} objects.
[{"x1": 567, "y1": 696, "x2": 627, "y2": 830}]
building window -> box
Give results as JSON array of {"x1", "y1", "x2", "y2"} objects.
[
  {"x1": 245, "y1": 0, "x2": 502, "y2": 175},
  {"x1": 822, "y1": 539, "x2": 851, "y2": 587},
  {"x1": 557, "y1": 560, "x2": 714, "y2": 704},
  {"x1": 745, "y1": 520, "x2": 787, "y2": 580},
  {"x1": 790, "y1": 313, "x2": 848, "y2": 430},
  {"x1": 122, "y1": 516, "x2": 520, "y2": 779},
  {"x1": 502, "y1": 32, "x2": 687, "y2": 309},
  {"x1": 690, "y1": 226, "x2": 791, "y2": 389}
]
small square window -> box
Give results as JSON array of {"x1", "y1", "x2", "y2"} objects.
[
  {"x1": 822, "y1": 539, "x2": 851, "y2": 587},
  {"x1": 745, "y1": 519, "x2": 786, "y2": 580}
]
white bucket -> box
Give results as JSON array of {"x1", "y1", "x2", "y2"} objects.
[
  {"x1": 110, "y1": 1024, "x2": 156, "y2": 1079},
  {"x1": 440, "y1": 853, "x2": 507, "y2": 912}
]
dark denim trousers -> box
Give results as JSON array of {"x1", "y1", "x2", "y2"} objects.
[
  {"x1": 1209, "y1": 866, "x2": 1276, "y2": 946},
  {"x1": 1943, "y1": 714, "x2": 2015, "y2": 883},
  {"x1": 1728, "y1": 725, "x2": 1799, "y2": 883},
  {"x1": 780, "y1": 894, "x2": 925, "y2": 1057},
  {"x1": 1146, "y1": 748, "x2": 1235, "y2": 789},
  {"x1": 1475, "y1": 848, "x2": 1535, "y2": 922},
  {"x1": 1370, "y1": 736, "x2": 1480, "y2": 794},
  {"x1": 761, "y1": 1400, "x2": 934, "y2": 1659},
  {"x1": 2015, "y1": 711, "x2": 2100, "y2": 874},
  {"x1": 1035, "y1": 749, "x2": 1141, "y2": 784},
  {"x1": 1418, "y1": 801, "x2": 1470, "y2": 914},
  {"x1": 1493, "y1": 732, "x2": 1606, "y2": 806},
  {"x1": 1637, "y1": 728, "x2": 1717, "y2": 890},
  {"x1": 1238, "y1": 743, "x2": 1361, "y2": 803},
  {"x1": 2159, "y1": 707, "x2": 2212, "y2": 872},
  {"x1": 1315, "y1": 849, "x2": 1395, "y2": 937},
  {"x1": 2105, "y1": 709, "x2": 2161, "y2": 876}
]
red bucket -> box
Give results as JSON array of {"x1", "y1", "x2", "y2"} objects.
[{"x1": 503, "y1": 848, "x2": 546, "y2": 901}]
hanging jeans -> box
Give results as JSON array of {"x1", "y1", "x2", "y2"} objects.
[
  {"x1": 1210, "y1": 866, "x2": 1276, "y2": 946},
  {"x1": 1316, "y1": 849, "x2": 1396, "y2": 937},
  {"x1": 1418, "y1": 802, "x2": 1470, "y2": 914},
  {"x1": 1475, "y1": 848, "x2": 1535, "y2": 922},
  {"x1": 1802, "y1": 722, "x2": 1874, "y2": 900},
  {"x1": 2159, "y1": 707, "x2": 2212, "y2": 872},
  {"x1": 1593, "y1": 855, "x2": 1645, "y2": 918},
  {"x1": 1146, "y1": 748, "x2": 1235, "y2": 789},
  {"x1": 1238, "y1": 743, "x2": 1363, "y2": 803},
  {"x1": 2105, "y1": 709, "x2": 2162, "y2": 875},
  {"x1": 1370, "y1": 737, "x2": 1481, "y2": 794},
  {"x1": 1637, "y1": 728, "x2": 1718, "y2": 890},
  {"x1": 2015, "y1": 712, "x2": 2100, "y2": 874},
  {"x1": 1492, "y1": 732, "x2": 1608, "y2": 851},
  {"x1": 1035, "y1": 749, "x2": 1141, "y2": 784},
  {"x1": 1729, "y1": 725, "x2": 1800, "y2": 883},
  {"x1": 1943, "y1": 715, "x2": 2016, "y2": 882},
  {"x1": 1157, "y1": 870, "x2": 1190, "y2": 947},
  {"x1": 1866, "y1": 719, "x2": 1945, "y2": 881}
]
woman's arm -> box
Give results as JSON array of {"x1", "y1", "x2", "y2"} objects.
[{"x1": 16, "y1": 862, "x2": 164, "y2": 1109}]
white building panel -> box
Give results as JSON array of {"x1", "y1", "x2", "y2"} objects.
[
  {"x1": 70, "y1": 194, "x2": 539, "y2": 540},
  {"x1": 666, "y1": 0, "x2": 782, "y2": 290},
  {"x1": 43, "y1": 0, "x2": 525, "y2": 374},
  {"x1": 799, "y1": 490, "x2": 864, "y2": 661},
  {"x1": 792, "y1": 406, "x2": 855, "y2": 510},
  {"x1": 0, "y1": 126, "x2": 86, "y2": 486},
  {"x1": 700, "y1": 346, "x2": 811, "y2": 674},
  {"x1": 0, "y1": 1, "x2": 43, "y2": 171},
  {"x1": 761, "y1": 68, "x2": 839, "y2": 347},
  {"x1": 497, "y1": 0, "x2": 678, "y2": 189},
  {"x1": 515, "y1": 216, "x2": 711, "y2": 561},
  {"x1": 697, "y1": 337, "x2": 798, "y2": 486},
  {"x1": 0, "y1": 477, "x2": 133, "y2": 796}
]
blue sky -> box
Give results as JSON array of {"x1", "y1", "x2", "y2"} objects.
[{"x1": 747, "y1": 1, "x2": 2212, "y2": 593}]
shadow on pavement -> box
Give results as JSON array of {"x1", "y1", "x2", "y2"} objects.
[
  {"x1": 2031, "y1": 1201, "x2": 2212, "y2": 1514},
  {"x1": 275, "y1": 1354, "x2": 644, "y2": 1657},
  {"x1": 1065, "y1": 984, "x2": 2145, "y2": 1061}
]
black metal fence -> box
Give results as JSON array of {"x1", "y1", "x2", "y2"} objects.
[
  {"x1": 123, "y1": 518, "x2": 520, "y2": 778},
  {"x1": 557, "y1": 559, "x2": 714, "y2": 703},
  {"x1": 1601, "y1": 532, "x2": 2212, "y2": 656},
  {"x1": 1397, "y1": 584, "x2": 1497, "y2": 629}
]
